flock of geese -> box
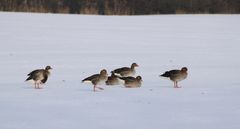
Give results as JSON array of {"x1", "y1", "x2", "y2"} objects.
[{"x1": 25, "y1": 63, "x2": 188, "y2": 91}]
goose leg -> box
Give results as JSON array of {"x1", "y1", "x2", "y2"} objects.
[
  {"x1": 93, "y1": 85, "x2": 96, "y2": 92},
  {"x1": 174, "y1": 81, "x2": 177, "y2": 88},
  {"x1": 37, "y1": 82, "x2": 42, "y2": 89},
  {"x1": 34, "y1": 82, "x2": 37, "y2": 89},
  {"x1": 39, "y1": 83, "x2": 42, "y2": 89},
  {"x1": 176, "y1": 82, "x2": 181, "y2": 88}
]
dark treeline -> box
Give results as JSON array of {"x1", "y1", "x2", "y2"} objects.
[{"x1": 0, "y1": 0, "x2": 240, "y2": 15}]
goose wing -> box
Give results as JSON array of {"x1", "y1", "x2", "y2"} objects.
[
  {"x1": 160, "y1": 70, "x2": 180, "y2": 77},
  {"x1": 82, "y1": 74, "x2": 99, "y2": 82},
  {"x1": 112, "y1": 67, "x2": 131, "y2": 74}
]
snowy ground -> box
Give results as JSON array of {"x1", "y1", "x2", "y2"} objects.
[{"x1": 0, "y1": 12, "x2": 240, "y2": 129}]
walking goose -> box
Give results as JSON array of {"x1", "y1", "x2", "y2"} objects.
[{"x1": 82, "y1": 69, "x2": 108, "y2": 92}]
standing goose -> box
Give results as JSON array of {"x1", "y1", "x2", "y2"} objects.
[
  {"x1": 106, "y1": 73, "x2": 124, "y2": 86},
  {"x1": 25, "y1": 66, "x2": 52, "y2": 89},
  {"x1": 111, "y1": 63, "x2": 139, "y2": 77},
  {"x1": 120, "y1": 76, "x2": 142, "y2": 88},
  {"x1": 160, "y1": 67, "x2": 188, "y2": 88},
  {"x1": 82, "y1": 69, "x2": 108, "y2": 92}
]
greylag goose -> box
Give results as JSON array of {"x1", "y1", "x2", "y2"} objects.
[
  {"x1": 120, "y1": 76, "x2": 142, "y2": 88},
  {"x1": 25, "y1": 66, "x2": 52, "y2": 89},
  {"x1": 82, "y1": 69, "x2": 108, "y2": 92},
  {"x1": 160, "y1": 67, "x2": 188, "y2": 88},
  {"x1": 111, "y1": 63, "x2": 139, "y2": 77},
  {"x1": 106, "y1": 73, "x2": 124, "y2": 85}
]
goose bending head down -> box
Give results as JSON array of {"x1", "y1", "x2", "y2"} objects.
[{"x1": 25, "y1": 66, "x2": 52, "y2": 89}]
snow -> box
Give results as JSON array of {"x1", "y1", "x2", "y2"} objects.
[{"x1": 0, "y1": 12, "x2": 240, "y2": 129}]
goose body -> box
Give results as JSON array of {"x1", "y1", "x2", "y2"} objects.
[
  {"x1": 111, "y1": 63, "x2": 139, "y2": 77},
  {"x1": 106, "y1": 73, "x2": 124, "y2": 85},
  {"x1": 82, "y1": 69, "x2": 108, "y2": 92},
  {"x1": 160, "y1": 67, "x2": 188, "y2": 88},
  {"x1": 25, "y1": 66, "x2": 52, "y2": 89},
  {"x1": 120, "y1": 76, "x2": 142, "y2": 88}
]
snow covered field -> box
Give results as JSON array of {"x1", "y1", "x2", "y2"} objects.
[{"x1": 0, "y1": 12, "x2": 240, "y2": 129}]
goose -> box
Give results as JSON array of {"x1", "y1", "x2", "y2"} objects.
[
  {"x1": 160, "y1": 67, "x2": 188, "y2": 88},
  {"x1": 120, "y1": 76, "x2": 142, "y2": 88},
  {"x1": 111, "y1": 63, "x2": 139, "y2": 77},
  {"x1": 25, "y1": 66, "x2": 52, "y2": 89},
  {"x1": 82, "y1": 69, "x2": 108, "y2": 92},
  {"x1": 106, "y1": 73, "x2": 124, "y2": 85}
]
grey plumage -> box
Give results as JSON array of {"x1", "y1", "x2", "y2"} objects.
[
  {"x1": 25, "y1": 66, "x2": 52, "y2": 89},
  {"x1": 120, "y1": 76, "x2": 142, "y2": 88},
  {"x1": 111, "y1": 63, "x2": 139, "y2": 77},
  {"x1": 106, "y1": 73, "x2": 123, "y2": 85},
  {"x1": 160, "y1": 67, "x2": 188, "y2": 88},
  {"x1": 82, "y1": 69, "x2": 108, "y2": 92}
]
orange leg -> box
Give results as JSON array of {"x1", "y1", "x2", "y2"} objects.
[
  {"x1": 40, "y1": 82, "x2": 44, "y2": 89},
  {"x1": 176, "y1": 82, "x2": 178, "y2": 88},
  {"x1": 36, "y1": 82, "x2": 42, "y2": 89},
  {"x1": 34, "y1": 82, "x2": 37, "y2": 89},
  {"x1": 173, "y1": 81, "x2": 177, "y2": 88},
  {"x1": 175, "y1": 82, "x2": 181, "y2": 88},
  {"x1": 93, "y1": 85, "x2": 96, "y2": 92}
]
